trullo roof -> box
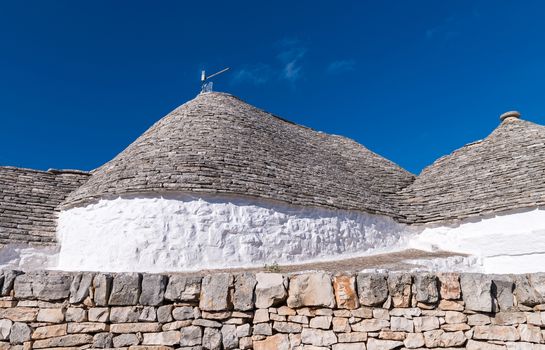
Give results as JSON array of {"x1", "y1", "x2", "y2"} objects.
[
  {"x1": 63, "y1": 92, "x2": 415, "y2": 217},
  {"x1": 399, "y1": 113, "x2": 545, "y2": 223}
]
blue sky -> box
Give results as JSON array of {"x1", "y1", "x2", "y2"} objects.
[{"x1": 1, "y1": 1, "x2": 545, "y2": 174}]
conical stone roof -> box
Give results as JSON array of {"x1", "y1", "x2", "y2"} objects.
[
  {"x1": 63, "y1": 92, "x2": 414, "y2": 217},
  {"x1": 399, "y1": 114, "x2": 545, "y2": 223}
]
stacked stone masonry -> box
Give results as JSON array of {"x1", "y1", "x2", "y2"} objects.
[
  {"x1": 3, "y1": 270, "x2": 545, "y2": 349},
  {"x1": 0, "y1": 167, "x2": 89, "y2": 245}
]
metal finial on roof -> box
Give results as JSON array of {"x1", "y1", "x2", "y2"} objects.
[
  {"x1": 499, "y1": 110, "x2": 521, "y2": 122},
  {"x1": 200, "y1": 68, "x2": 230, "y2": 93}
]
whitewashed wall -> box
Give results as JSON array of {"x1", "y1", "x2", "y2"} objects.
[{"x1": 56, "y1": 194, "x2": 409, "y2": 272}]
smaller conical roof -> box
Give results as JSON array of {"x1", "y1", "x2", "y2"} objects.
[
  {"x1": 399, "y1": 114, "x2": 545, "y2": 223},
  {"x1": 63, "y1": 92, "x2": 414, "y2": 217}
]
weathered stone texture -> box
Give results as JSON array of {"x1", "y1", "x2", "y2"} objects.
[{"x1": 0, "y1": 167, "x2": 89, "y2": 246}]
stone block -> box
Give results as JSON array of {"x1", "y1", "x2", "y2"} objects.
[
  {"x1": 492, "y1": 277, "x2": 515, "y2": 311},
  {"x1": 0, "y1": 307, "x2": 37, "y2": 322},
  {"x1": 255, "y1": 273, "x2": 287, "y2": 309},
  {"x1": 113, "y1": 333, "x2": 140, "y2": 347},
  {"x1": 404, "y1": 333, "x2": 425, "y2": 349},
  {"x1": 109, "y1": 273, "x2": 142, "y2": 306},
  {"x1": 287, "y1": 272, "x2": 335, "y2": 308},
  {"x1": 414, "y1": 273, "x2": 439, "y2": 304},
  {"x1": 367, "y1": 338, "x2": 403, "y2": 350},
  {"x1": 164, "y1": 275, "x2": 201, "y2": 302},
  {"x1": 351, "y1": 319, "x2": 389, "y2": 332},
  {"x1": 32, "y1": 334, "x2": 94, "y2": 348},
  {"x1": 140, "y1": 274, "x2": 167, "y2": 306},
  {"x1": 199, "y1": 273, "x2": 233, "y2": 311},
  {"x1": 473, "y1": 325, "x2": 520, "y2": 341},
  {"x1": 0, "y1": 320, "x2": 11, "y2": 340},
  {"x1": 69, "y1": 272, "x2": 94, "y2": 304},
  {"x1": 32, "y1": 324, "x2": 67, "y2": 340},
  {"x1": 110, "y1": 306, "x2": 142, "y2": 323},
  {"x1": 233, "y1": 272, "x2": 256, "y2": 311},
  {"x1": 14, "y1": 271, "x2": 72, "y2": 301},
  {"x1": 65, "y1": 307, "x2": 87, "y2": 322},
  {"x1": 221, "y1": 324, "x2": 238, "y2": 349},
  {"x1": 36, "y1": 308, "x2": 64, "y2": 323},
  {"x1": 1, "y1": 270, "x2": 20, "y2": 296},
  {"x1": 390, "y1": 316, "x2": 413, "y2": 332},
  {"x1": 461, "y1": 273, "x2": 494, "y2": 312},
  {"x1": 67, "y1": 322, "x2": 108, "y2": 333},
  {"x1": 142, "y1": 331, "x2": 180, "y2": 346},
  {"x1": 9, "y1": 323, "x2": 31, "y2": 344},
  {"x1": 333, "y1": 274, "x2": 359, "y2": 310},
  {"x1": 301, "y1": 328, "x2": 337, "y2": 346},
  {"x1": 254, "y1": 333, "x2": 290, "y2": 350},
  {"x1": 437, "y1": 272, "x2": 461, "y2": 300},
  {"x1": 202, "y1": 327, "x2": 221, "y2": 350},
  {"x1": 93, "y1": 332, "x2": 113, "y2": 348},
  {"x1": 387, "y1": 273, "x2": 412, "y2": 308},
  {"x1": 93, "y1": 273, "x2": 113, "y2": 306},
  {"x1": 357, "y1": 273, "x2": 388, "y2": 306},
  {"x1": 88, "y1": 307, "x2": 109, "y2": 322},
  {"x1": 180, "y1": 326, "x2": 202, "y2": 346},
  {"x1": 157, "y1": 305, "x2": 173, "y2": 323}
]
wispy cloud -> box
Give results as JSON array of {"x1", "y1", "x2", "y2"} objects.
[
  {"x1": 327, "y1": 59, "x2": 356, "y2": 74},
  {"x1": 425, "y1": 15, "x2": 461, "y2": 40},
  {"x1": 231, "y1": 64, "x2": 272, "y2": 85},
  {"x1": 231, "y1": 37, "x2": 308, "y2": 86},
  {"x1": 277, "y1": 44, "x2": 307, "y2": 82}
]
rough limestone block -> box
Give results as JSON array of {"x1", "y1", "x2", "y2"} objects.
[
  {"x1": 31, "y1": 324, "x2": 67, "y2": 340},
  {"x1": 233, "y1": 273, "x2": 256, "y2": 311},
  {"x1": 414, "y1": 273, "x2": 439, "y2": 304},
  {"x1": 221, "y1": 324, "x2": 238, "y2": 349},
  {"x1": 1, "y1": 270, "x2": 20, "y2": 296},
  {"x1": 367, "y1": 338, "x2": 404, "y2": 350},
  {"x1": 253, "y1": 334, "x2": 290, "y2": 350},
  {"x1": 65, "y1": 307, "x2": 87, "y2": 322},
  {"x1": 332, "y1": 343, "x2": 366, "y2": 350},
  {"x1": 69, "y1": 272, "x2": 94, "y2": 304},
  {"x1": 14, "y1": 271, "x2": 72, "y2": 301},
  {"x1": 404, "y1": 333, "x2": 425, "y2": 348},
  {"x1": 333, "y1": 274, "x2": 359, "y2": 309},
  {"x1": 139, "y1": 306, "x2": 157, "y2": 321},
  {"x1": 287, "y1": 272, "x2": 336, "y2": 308},
  {"x1": 93, "y1": 273, "x2": 113, "y2": 306},
  {"x1": 157, "y1": 305, "x2": 173, "y2": 323},
  {"x1": 202, "y1": 327, "x2": 222, "y2": 350},
  {"x1": 9, "y1": 323, "x2": 31, "y2": 345},
  {"x1": 356, "y1": 273, "x2": 388, "y2": 306},
  {"x1": 473, "y1": 325, "x2": 520, "y2": 341},
  {"x1": 255, "y1": 273, "x2": 288, "y2": 309},
  {"x1": 110, "y1": 306, "x2": 142, "y2": 323},
  {"x1": 113, "y1": 333, "x2": 140, "y2": 347},
  {"x1": 492, "y1": 276, "x2": 515, "y2": 311},
  {"x1": 300, "y1": 328, "x2": 338, "y2": 347},
  {"x1": 36, "y1": 308, "x2": 64, "y2": 323},
  {"x1": 109, "y1": 273, "x2": 142, "y2": 306},
  {"x1": 180, "y1": 326, "x2": 202, "y2": 346},
  {"x1": 88, "y1": 307, "x2": 109, "y2": 322},
  {"x1": 93, "y1": 332, "x2": 113, "y2": 348},
  {"x1": 142, "y1": 331, "x2": 180, "y2": 346},
  {"x1": 0, "y1": 320, "x2": 12, "y2": 340},
  {"x1": 140, "y1": 274, "x2": 167, "y2": 306},
  {"x1": 32, "y1": 334, "x2": 94, "y2": 348},
  {"x1": 388, "y1": 273, "x2": 412, "y2": 308},
  {"x1": 461, "y1": 273, "x2": 494, "y2": 312},
  {"x1": 199, "y1": 273, "x2": 233, "y2": 312},
  {"x1": 164, "y1": 275, "x2": 201, "y2": 302},
  {"x1": 437, "y1": 273, "x2": 461, "y2": 300}
]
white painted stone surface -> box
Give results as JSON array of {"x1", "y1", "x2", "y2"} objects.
[
  {"x1": 56, "y1": 194, "x2": 409, "y2": 272},
  {"x1": 407, "y1": 208, "x2": 545, "y2": 274}
]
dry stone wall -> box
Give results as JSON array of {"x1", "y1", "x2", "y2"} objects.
[{"x1": 1, "y1": 270, "x2": 545, "y2": 349}]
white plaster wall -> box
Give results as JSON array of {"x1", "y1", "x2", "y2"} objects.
[
  {"x1": 0, "y1": 244, "x2": 59, "y2": 271},
  {"x1": 56, "y1": 194, "x2": 410, "y2": 272},
  {"x1": 407, "y1": 208, "x2": 545, "y2": 274}
]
